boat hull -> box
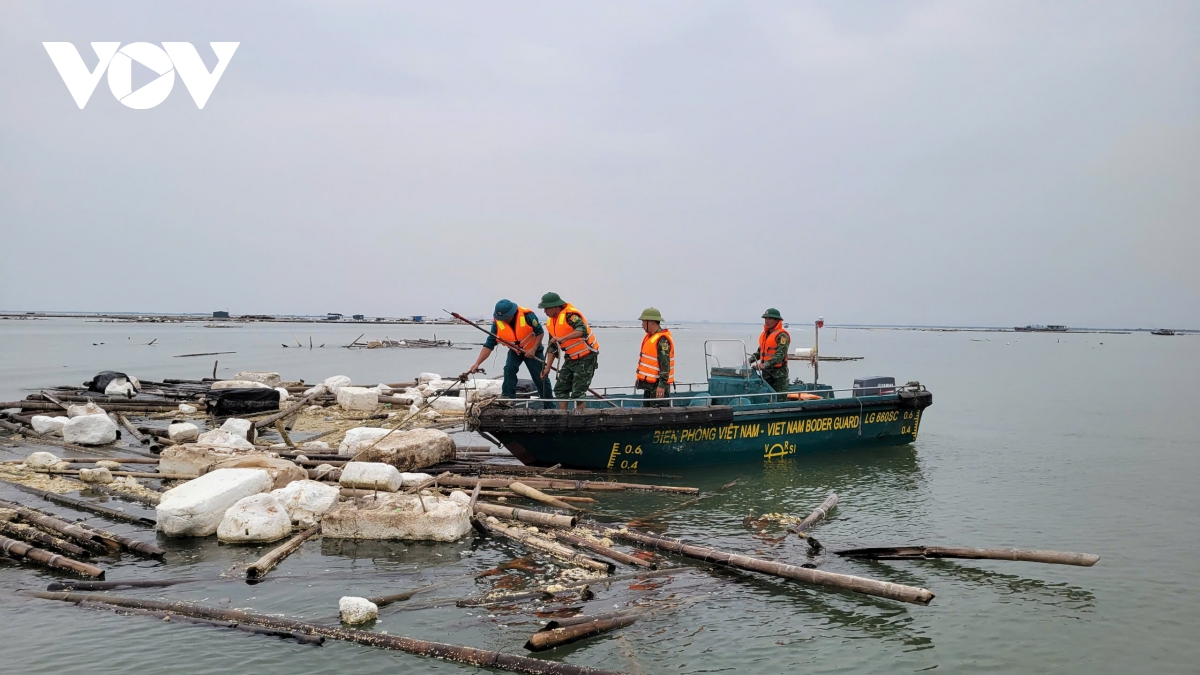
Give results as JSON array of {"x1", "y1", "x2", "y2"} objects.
[{"x1": 484, "y1": 395, "x2": 930, "y2": 471}]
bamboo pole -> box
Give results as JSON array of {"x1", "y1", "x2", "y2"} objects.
[
  {"x1": 609, "y1": 528, "x2": 935, "y2": 605},
  {"x1": 31, "y1": 469, "x2": 197, "y2": 480},
  {"x1": 473, "y1": 502, "x2": 576, "y2": 529},
  {"x1": 0, "y1": 536, "x2": 104, "y2": 578},
  {"x1": 525, "y1": 615, "x2": 638, "y2": 652},
  {"x1": 0, "y1": 419, "x2": 105, "y2": 455},
  {"x1": 791, "y1": 493, "x2": 837, "y2": 532},
  {"x1": 48, "y1": 579, "x2": 200, "y2": 591},
  {"x1": 76, "y1": 601, "x2": 325, "y2": 645},
  {"x1": 543, "y1": 609, "x2": 642, "y2": 630},
  {"x1": 0, "y1": 498, "x2": 116, "y2": 553},
  {"x1": 22, "y1": 592, "x2": 619, "y2": 675},
  {"x1": 72, "y1": 521, "x2": 165, "y2": 559},
  {"x1": 116, "y1": 414, "x2": 149, "y2": 444},
  {"x1": 254, "y1": 389, "x2": 326, "y2": 429},
  {"x1": 834, "y1": 546, "x2": 1100, "y2": 567},
  {"x1": 274, "y1": 420, "x2": 296, "y2": 448},
  {"x1": 551, "y1": 529, "x2": 655, "y2": 569},
  {"x1": 13, "y1": 485, "x2": 156, "y2": 527},
  {"x1": 0, "y1": 521, "x2": 88, "y2": 557},
  {"x1": 508, "y1": 482, "x2": 579, "y2": 511},
  {"x1": 472, "y1": 518, "x2": 613, "y2": 574},
  {"x1": 246, "y1": 526, "x2": 320, "y2": 580}
]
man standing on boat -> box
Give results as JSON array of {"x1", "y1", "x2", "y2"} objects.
[
  {"x1": 750, "y1": 308, "x2": 790, "y2": 393},
  {"x1": 466, "y1": 299, "x2": 551, "y2": 402},
  {"x1": 636, "y1": 307, "x2": 674, "y2": 408},
  {"x1": 538, "y1": 292, "x2": 600, "y2": 410}
]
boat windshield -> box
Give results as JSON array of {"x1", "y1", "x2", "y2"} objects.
[{"x1": 704, "y1": 340, "x2": 752, "y2": 378}]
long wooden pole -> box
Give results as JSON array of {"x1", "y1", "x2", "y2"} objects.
[
  {"x1": 253, "y1": 389, "x2": 326, "y2": 429},
  {"x1": 473, "y1": 502, "x2": 576, "y2": 529},
  {"x1": 791, "y1": 492, "x2": 837, "y2": 532},
  {"x1": 834, "y1": 546, "x2": 1100, "y2": 567},
  {"x1": 23, "y1": 592, "x2": 619, "y2": 675},
  {"x1": 0, "y1": 520, "x2": 88, "y2": 557},
  {"x1": 12, "y1": 485, "x2": 157, "y2": 527},
  {"x1": 0, "y1": 499, "x2": 115, "y2": 553},
  {"x1": 508, "y1": 482, "x2": 579, "y2": 511},
  {"x1": 246, "y1": 526, "x2": 320, "y2": 580},
  {"x1": 472, "y1": 518, "x2": 613, "y2": 574},
  {"x1": 551, "y1": 529, "x2": 655, "y2": 569},
  {"x1": 0, "y1": 536, "x2": 104, "y2": 578},
  {"x1": 525, "y1": 615, "x2": 638, "y2": 652},
  {"x1": 608, "y1": 528, "x2": 934, "y2": 605}
]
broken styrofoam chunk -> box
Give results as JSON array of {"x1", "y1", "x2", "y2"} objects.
[
  {"x1": 271, "y1": 480, "x2": 340, "y2": 525},
  {"x1": 460, "y1": 378, "x2": 503, "y2": 402},
  {"x1": 351, "y1": 428, "x2": 455, "y2": 472},
  {"x1": 417, "y1": 372, "x2": 442, "y2": 385},
  {"x1": 321, "y1": 492, "x2": 471, "y2": 541},
  {"x1": 312, "y1": 463, "x2": 336, "y2": 480},
  {"x1": 399, "y1": 472, "x2": 433, "y2": 487},
  {"x1": 62, "y1": 414, "x2": 118, "y2": 446},
  {"x1": 339, "y1": 596, "x2": 378, "y2": 624},
  {"x1": 219, "y1": 418, "x2": 253, "y2": 440},
  {"x1": 210, "y1": 380, "x2": 272, "y2": 390},
  {"x1": 217, "y1": 493, "x2": 292, "y2": 543},
  {"x1": 158, "y1": 445, "x2": 245, "y2": 477},
  {"x1": 322, "y1": 375, "x2": 352, "y2": 395},
  {"x1": 300, "y1": 441, "x2": 330, "y2": 450},
  {"x1": 79, "y1": 467, "x2": 114, "y2": 484},
  {"x1": 156, "y1": 468, "x2": 274, "y2": 537},
  {"x1": 178, "y1": 403, "x2": 198, "y2": 414},
  {"x1": 96, "y1": 460, "x2": 121, "y2": 471},
  {"x1": 234, "y1": 372, "x2": 282, "y2": 387},
  {"x1": 211, "y1": 455, "x2": 305, "y2": 490},
  {"x1": 196, "y1": 428, "x2": 255, "y2": 451},
  {"x1": 338, "y1": 427, "x2": 391, "y2": 455},
  {"x1": 104, "y1": 377, "x2": 136, "y2": 397},
  {"x1": 336, "y1": 386, "x2": 379, "y2": 412},
  {"x1": 339, "y1": 462, "x2": 403, "y2": 492},
  {"x1": 448, "y1": 490, "x2": 471, "y2": 505},
  {"x1": 275, "y1": 387, "x2": 290, "y2": 402},
  {"x1": 67, "y1": 402, "x2": 104, "y2": 418},
  {"x1": 24, "y1": 451, "x2": 61, "y2": 469},
  {"x1": 167, "y1": 422, "x2": 200, "y2": 442},
  {"x1": 428, "y1": 397, "x2": 467, "y2": 414},
  {"x1": 31, "y1": 415, "x2": 68, "y2": 437}
]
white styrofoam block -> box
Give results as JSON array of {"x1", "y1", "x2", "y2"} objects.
[
  {"x1": 339, "y1": 462, "x2": 403, "y2": 492},
  {"x1": 79, "y1": 467, "x2": 113, "y2": 484},
  {"x1": 417, "y1": 372, "x2": 442, "y2": 385},
  {"x1": 338, "y1": 427, "x2": 391, "y2": 455},
  {"x1": 337, "y1": 386, "x2": 379, "y2": 412},
  {"x1": 322, "y1": 493, "x2": 471, "y2": 541},
  {"x1": 167, "y1": 422, "x2": 200, "y2": 442},
  {"x1": 179, "y1": 404, "x2": 198, "y2": 414},
  {"x1": 270, "y1": 480, "x2": 341, "y2": 525},
  {"x1": 210, "y1": 380, "x2": 272, "y2": 390},
  {"x1": 157, "y1": 468, "x2": 274, "y2": 537},
  {"x1": 234, "y1": 372, "x2": 282, "y2": 387},
  {"x1": 31, "y1": 415, "x2": 68, "y2": 436},
  {"x1": 300, "y1": 441, "x2": 330, "y2": 450},
  {"x1": 322, "y1": 375, "x2": 352, "y2": 395},
  {"x1": 67, "y1": 402, "x2": 104, "y2": 418},
  {"x1": 62, "y1": 413, "x2": 118, "y2": 445},
  {"x1": 275, "y1": 387, "x2": 290, "y2": 402},
  {"x1": 399, "y1": 472, "x2": 433, "y2": 487},
  {"x1": 448, "y1": 490, "x2": 471, "y2": 505},
  {"x1": 196, "y1": 428, "x2": 255, "y2": 450},
  {"x1": 217, "y1": 493, "x2": 293, "y2": 543},
  {"x1": 104, "y1": 378, "x2": 135, "y2": 397},
  {"x1": 24, "y1": 451, "x2": 60, "y2": 469},
  {"x1": 219, "y1": 418, "x2": 253, "y2": 439},
  {"x1": 429, "y1": 397, "x2": 467, "y2": 413},
  {"x1": 339, "y1": 597, "x2": 378, "y2": 624}
]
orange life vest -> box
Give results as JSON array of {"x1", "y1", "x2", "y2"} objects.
[
  {"x1": 636, "y1": 329, "x2": 675, "y2": 385},
  {"x1": 547, "y1": 303, "x2": 599, "y2": 360},
  {"x1": 758, "y1": 325, "x2": 790, "y2": 368},
  {"x1": 494, "y1": 307, "x2": 539, "y2": 353}
]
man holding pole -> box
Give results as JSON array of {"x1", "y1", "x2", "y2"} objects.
[
  {"x1": 750, "y1": 308, "x2": 791, "y2": 392},
  {"x1": 538, "y1": 292, "x2": 600, "y2": 410},
  {"x1": 466, "y1": 299, "x2": 551, "y2": 402}
]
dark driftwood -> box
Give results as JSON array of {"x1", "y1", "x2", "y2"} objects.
[
  {"x1": 543, "y1": 609, "x2": 642, "y2": 630},
  {"x1": 834, "y1": 546, "x2": 1100, "y2": 567},
  {"x1": 0, "y1": 520, "x2": 88, "y2": 557},
  {"x1": 246, "y1": 526, "x2": 320, "y2": 580},
  {"x1": 15, "y1": 485, "x2": 156, "y2": 527},
  {"x1": 609, "y1": 528, "x2": 934, "y2": 605},
  {"x1": 48, "y1": 579, "x2": 200, "y2": 591},
  {"x1": 72, "y1": 520, "x2": 165, "y2": 559},
  {"x1": 116, "y1": 414, "x2": 148, "y2": 444},
  {"x1": 0, "y1": 498, "x2": 116, "y2": 553},
  {"x1": 473, "y1": 502, "x2": 576, "y2": 529},
  {"x1": 24, "y1": 592, "x2": 619, "y2": 675},
  {"x1": 0, "y1": 535, "x2": 104, "y2": 578},
  {"x1": 76, "y1": 601, "x2": 325, "y2": 645},
  {"x1": 525, "y1": 615, "x2": 638, "y2": 652}
]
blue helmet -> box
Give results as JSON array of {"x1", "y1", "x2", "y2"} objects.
[{"x1": 493, "y1": 299, "x2": 518, "y2": 321}]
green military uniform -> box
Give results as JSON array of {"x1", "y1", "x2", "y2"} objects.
[
  {"x1": 751, "y1": 308, "x2": 791, "y2": 393},
  {"x1": 548, "y1": 313, "x2": 598, "y2": 399},
  {"x1": 636, "y1": 327, "x2": 672, "y2": 408}
]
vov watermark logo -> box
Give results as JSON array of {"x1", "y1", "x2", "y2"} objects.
[{"x1": 43, "y1": 42, "x2": 239, "y2": 109}]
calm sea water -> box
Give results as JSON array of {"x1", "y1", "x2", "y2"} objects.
[{"x1": 0, "y1": 318, "x2": 1197, "y2": 673}]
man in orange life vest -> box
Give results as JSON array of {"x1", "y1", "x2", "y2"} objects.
[
  {"x1": 635, "y1": 307, "x2": 674, "y2": 408},
  {"x1": 538, "y1": 292, "x2": 599, "y2": 409},
  {"x1": 750, "y1": 307, "x2": 791, "y2": 392},
  {"x1": 466, "y1": 299, "x2": 551, "y2": 401}
]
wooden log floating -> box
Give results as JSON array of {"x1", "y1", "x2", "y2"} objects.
[
  {"x1": 525, "y1": 615, "x2": 638, "y2": 652},
  {"x1": 0, "y1": 520, "x2": 89, "y2": 557},
  {"x1": 790, "y1": 492, "x2": 837, "y2": 532},
  {"x1": 473, "y1": 502, "x2": 576, "y2": 529},
  {"x1": 246, "y1": 526, "x2": 320, "y2": 581},
  {"x1": 542, "y1": 609, "x2": 642, "y2": 631},
  {"x1": 253, "y1": 390, "x2": 326, "y2": 429},
  {"x1": 23, "y1": 592, "x2": 620, "y2": 675},
  {"x1": 834, "y1": 546, "x2": 1100, "y2": 567},
  {"x1": 609, "y1": 528, "x2": 935, "y2": 605},
  {"x1": 75, "y1": 601, "x2": 325, "y2": 646},
  {"x1": 0, "y1": 536, "x2": 104, "y2": 578},
  {"x1": 116, "y1": 414, "x2": 149, "y2": 444},
  {"x1": 14, "y1": 485, "x2": 156, "y2": 527},
  {"x1": 48, "y1": 579, "x2": 199, "y2": 591},
  {"x1": 508, "y1": 482, "x2": 579, "y2": 511},
  {"x1": 0, "y1": 499, "x2": 116, "y2": 554},
  {"x1": 472, "y1": 518, "x2": 614, "y2": 574},
  {"x1": 72, "y1": 521, "x2": 165, "y2": 559},
  {"x1": 551, "y1": 529, "x2": 655, "y2": 569}
]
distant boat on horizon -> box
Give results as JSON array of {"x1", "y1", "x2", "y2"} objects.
[
  {"x1": 1014, "y1": 324, "x2": 1069, "y2": 332},
  {"x1": 1150, "y1": 329, "x2": 1177, "y2": 336}
]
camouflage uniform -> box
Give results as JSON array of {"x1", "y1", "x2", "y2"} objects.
[
  {"x1": 483, "y1": 310, "x2": 550, "y2": 400},
  {"x1": 636, "y1": 333, "x2": 673, "y2": 407},
  {"x1": 751, "y1": 331, "x2": 790, "y2": 392},
  {"x1": 547, "y1": 313, "x2": 598, "y2": 399}
]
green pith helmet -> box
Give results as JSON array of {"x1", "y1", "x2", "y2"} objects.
[
  {"x1": 639, "y1": 307, "x2": 664, "y2": 322},
  {"x1": 538, "y1": 292, "x2": 567, "y2": 309},
  {"x1": 762, "y1": 308, "x2": 783, "y2": 320}
]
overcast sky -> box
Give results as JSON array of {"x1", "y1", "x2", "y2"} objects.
[{"x1": 1, "y1": 1, "x2": 1196, "y2": 327}]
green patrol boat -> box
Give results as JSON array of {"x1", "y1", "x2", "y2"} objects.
[{"x1": 473, "y1": 340, "x2": 932, "y2": 471}]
